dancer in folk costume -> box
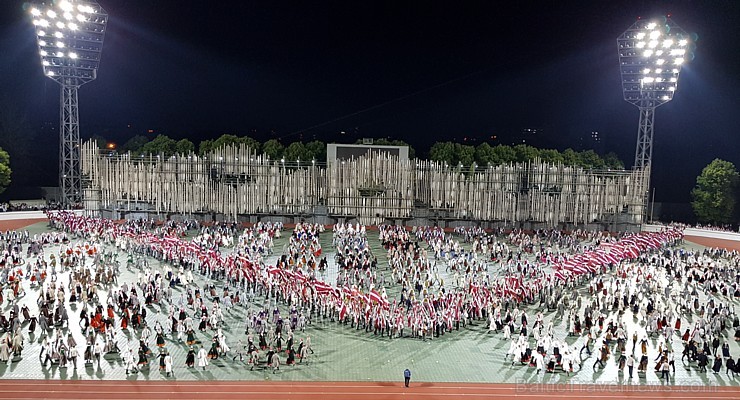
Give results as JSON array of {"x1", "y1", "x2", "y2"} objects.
[
  {"x1": 186, "y1": 347, "x2": 195, "y2": 368},
  {"x1": 197, "y1": 345, "x2": 209, "y2": 370}
]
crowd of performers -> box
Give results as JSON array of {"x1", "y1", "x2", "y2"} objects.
[
  {"x1": 0, "y1": 213, "x2": 311, "y2": 375},
  {"x1": 2, "y1": 209, "x2": 739, "y2": 382},
  {"x1": 491, "y1": 232, "x2": 740, "y2": 379}
]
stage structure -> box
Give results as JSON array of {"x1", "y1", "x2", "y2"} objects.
[
  {"x1": 618, "y1": 17, "x2": 692, "y2": 170},
  {"x1": 81, "y1": 142, "x2": 649, "y2": 231},
  {"x1": 29, "y1": 1, "x2": 108, "y2": 206}
]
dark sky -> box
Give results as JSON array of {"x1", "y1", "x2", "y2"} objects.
[{"x1": 1, "y1": 0, "x2": 739, "y2": 204}]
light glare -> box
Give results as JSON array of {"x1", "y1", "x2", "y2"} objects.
[
  {"x1": 643, "y1": 50, "x2": 653, "y2": 57},
  {"x1": 646, "y1": 22, "x2": 656, "y2": 30},
  {"x1": 674, "y1": 58, "x2": 684, "y2": 65},
  {"x1": 679, "y1": 39, "x2": 688, "y2": 46},
  {"x1": 47, "y1": 10, "x2": 57, "y2": 19},
  {"x1": 670, "y1": 49, "x2": 685, "y2": 56},
  {"x1": 662, "y1": 39, "x2": 673, "y2": 48},
  {"x1": 636, "y1": 41, "x2": 645, "y2": 48},
  {"x1": 64, "y1": 12, "x2": 74, "y2": 20},
  {"x1": 31, "y1": 8, "x2": 41, "y2": 16},
  {"x1": 76, "y1": 14, "x2": 86, "y2": 22},
  {"x1": 68, "y1": 23, "x2": 78, "y2": 30},
  {"x1": 635, "y1": 32, "x2": 646, "y2": 39},
  {"x1": 38, "y1": 19, "x2": 49, "y2": 28},
  {"x1": 649, "y1": 30, "x2": 661, "y2": 40},
  {"x1": 59, "y1": 1, "x2": 74, "y2": 12},
  {"x1": 648, "y1": 40, "x2": 658, "y2": 48}
]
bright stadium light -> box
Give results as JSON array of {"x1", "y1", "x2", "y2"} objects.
[
  {"x1": 617, "y1": 17, "x2": 695, "y2": 170},
  {"x1": 29, "y1": 0, "x2": 108, "y2": 206}
]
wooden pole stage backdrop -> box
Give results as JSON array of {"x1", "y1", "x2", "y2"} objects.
[{"x1": 81, "y1": 141, "x2": 649, "y2": 227}]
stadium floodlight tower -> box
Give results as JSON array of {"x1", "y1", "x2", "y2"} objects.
[
  {"x1": 618, "y1": 17, "x2": 691, "y2": 170},
  {"x1": 29, "y1": 0, "x2": 108, "y2": 206}
]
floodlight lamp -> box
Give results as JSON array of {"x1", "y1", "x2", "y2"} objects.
[
  {"x1": 643, "y1": 68, "x2": 650, "y2": 74},
  {"x1": 56, "y1": 41, "x2": 65, "y2": 48},
  {"x1": 649, "y1": 30, "x2": 661, "y2": 40},
  {"x1": 642, "y1": 77, "x2": 654, "y2": 83},
  {"x1": 54, "y1": 31, "x2": 63, "y2": 38},
  {"x1": 69, "y1": 52, "x2": 78, "y2": 59},
  {"x1": 662, "y1": 95, "x2": 670, "y2": 100},
  {"x1": 643, "y1": 50, "x2": 653, "y2": 57},
  {"x1": 76, "y1": 14, "x2": 86, "y2": 22},
  {"x1": 42, "y1": 60, "x2": 50, "y2": 66},
  {"x1": 38, "y1": 30, "x2": 46, "y2": 36},
  {"x1": 38, "y1": 19, "x2": 49, "y2": 27},
  {"x1": 655, "y1": 50, "x2": 663, "y2": 56},
  {"x1": 68, "y1": 23, "x2": 78, "y2": 30},
  {"x1": 47, "y1": 71, "x2": 55, "y2": 76},
  {"x1": 674, "y1": 58, "x2": 684, "y2": 65},
  {"x1": 40, "y1": 50, "x2": 47, "y2": 56},
  {"x1": 39, "y1": 40, "x2": 47, "y2": 46},
  {"x1": 56, "y1": 21, "x2": 65, "y2": 29},
  {"x1": 669, "y1": 77, "x2": 677, "y2": 82},
  {"x1": 31, "y1": 8, "x2": 41, "y2": 16},
  {"x1": 669, "y1": 86, "x2": 676, "y2": 91},
  {"x1": 635, "y1": 32, "x2": 646, "y2": 39},
  {"x1": 636, "y1": 41, "x2": 645, "y2": 48},
  {"x1": 663, "y1": 39, "x2": 673, "y2": 48},
  {"x1": 59, "y1": 1, "x2": 74, "y2": 12},
  {"x1": 648, "y1": 40, "x2": 658, "y2": 48},
  {"x1": 47, "y1": 10, "x2": 56, "y2": 19},
  {"x1": 656, "y1": 59, "x2": 664, "y2": 65},
  {"x1": 646, "y1": 22, "x2": 657, "y2": 30},
  {"x1": 678, "y1": 39, "x2": 687, "y2": 46},
  {"x1": 64, "y1": 12, "x2": 73, "y2": 20},
  {"x1": 670, "y1": 49, "x2": 685, "y2": 56},
  {"x1": 672, "y1": 68, "x2": 679, "y2": 73},
  {"x1": 655, "y1": 68, "x2": 662, "y2": 73},
  {"x1": 55, "y1": 51, "x2": 64, "y2": 57}
]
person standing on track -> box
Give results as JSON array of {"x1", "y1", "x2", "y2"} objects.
[{"x1": 404, "y1": 368, "x2": 411, "y2": 387}]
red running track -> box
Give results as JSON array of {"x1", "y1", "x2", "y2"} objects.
[{"x1": 0, "y1": 381, "x2": 736, "y2": 400}]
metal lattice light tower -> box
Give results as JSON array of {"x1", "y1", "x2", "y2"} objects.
[
  {"x1": 618, "y1": 17, "x2": 692, "y2": 170},
  {"x1": 29, "y1": 1, "x2": 108, "y2": 206}
]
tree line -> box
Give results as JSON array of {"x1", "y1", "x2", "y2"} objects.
[{"x1": 97, "y1": 134, "x2": 624, "y2": 170}]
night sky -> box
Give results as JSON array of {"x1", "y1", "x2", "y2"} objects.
[{"x1": 1, "y1": 0, "x2": 739, "y2": 206}]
